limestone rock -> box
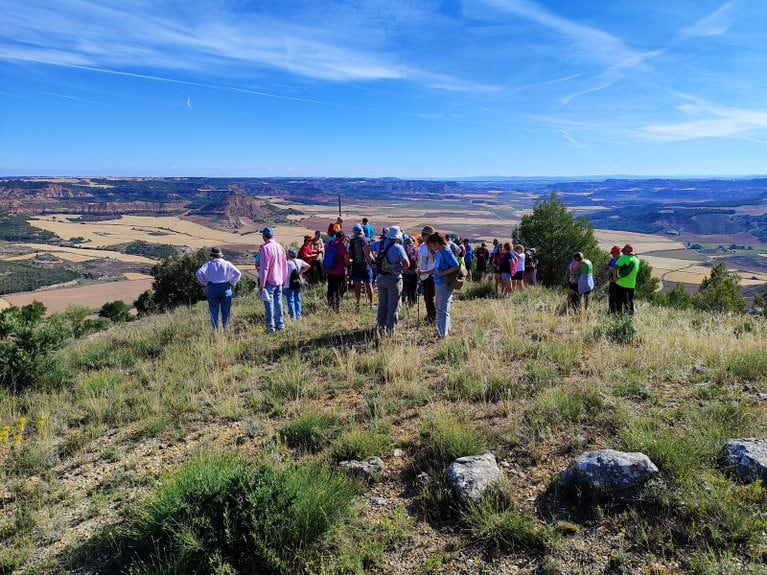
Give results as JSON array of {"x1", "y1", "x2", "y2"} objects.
[
  {"x1": 723, "y1": 438, "x2": 767, "y2": 483},
  {"x1": 339, "y1": 456, "x2": 385, "y2": 482},
  {"x1": 558, "y1": 449, "x2": 658, "y2": 497},
  {"x1": 447, "y1": 453, "x2": 502, "y2": 501}
]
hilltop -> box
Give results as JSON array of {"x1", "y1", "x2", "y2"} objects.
[{"x1": 1, "y1": 285, "x2": 766, "y2": 574}]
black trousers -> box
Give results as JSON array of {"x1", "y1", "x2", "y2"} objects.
[
  {"x1": 421, "y1": 275, "x2": 436, "y2": 322},
  {"x1": 608, "y1": 282, "x2": 619, "y2": 314},
  {"x1": 402, "y1": 273, "x2": 418, "y2": 305},
  {"x1": 327, "y1": 274, "x2": 345, "y2": 312},
  {"x1": 615, "y1": 285, "x2": 635, "y2": 315}
]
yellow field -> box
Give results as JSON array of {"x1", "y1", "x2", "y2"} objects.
[
  {"x1": 0, "y1": 298, "x2": 10, "y2": 311},
  {"x1": 28, "y1": 215, "x2": 313, "y2": 250},
  {"x1": 123, "y1": 273, "x2": 154, "y2": 280},
  {"x1": 6, "y1": 244, "x2": 157, "y2": 264},
  {"x1": 594, "y1": 230, "x2": 686, "y2": 253},
  {"x1": 3, "y1": 279, "x2": 153, "y2": 313}
]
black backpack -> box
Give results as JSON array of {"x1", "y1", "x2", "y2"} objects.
[
  {"x1": 375, "y1": 241, "x2": 396, "y2": 276},
  {"x1": 289, "y1": 265, "x2": 302, "y2": 290}
]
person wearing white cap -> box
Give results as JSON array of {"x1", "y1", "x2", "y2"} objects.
[
  {"x1": 195, "y1": 247, "x2": 242, "y2": 330},
  {"x1": 370, "y1": 226, "x2": 410, "y2": 333}
]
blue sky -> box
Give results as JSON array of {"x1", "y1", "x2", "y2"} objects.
[{"x1": 1, "y1": 0, "x2": 766, "y2": 178}]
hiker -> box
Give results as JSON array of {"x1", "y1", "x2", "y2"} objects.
[
  {"x1": 498, "y1": 242, "x2": 515, "y2": 297},
  {"x1": 525, "y1": 248, "x2": 538, "y2": 285},
  {"x1": 371, "y1": 226, "x2": 410, "y2": 333},
  {"x1": 574, "y1": 252, "x2": 595, "y2": 311},
  {"x1": 491, "y1": 239, "x2": 502, "y2": 293},
  {"x1": 298, "y1": 235, "x2": 318, "y2": 284},
  {"x1": 606, "y1": 245, "x2": 621, "y2": 314},
  {"x1": 325, "y1": 231, "x2": 349, "y2": 313},
  {"x1": 615, "y1": 244, "x2": 640, "y2": 315},
  {"x1": 361, "y1": 217, "x2": 376, "y2": 240},
  {"x1": 567, "y1": 256, "x2": 581, "y2": 312},
  {"x1": 195, "y1": 247, "x2": 242, "y2": 331},
  {"x1": 285, "y1": 248, "x2": 310, "y2": 320},
  {"x1": 417, "y1": 225, "x2": 437, "y2": 324},
  {"x1": 311, "y1": 230, "x2": 326, "y2": 282},
  {"x1": 402, "y1": 236, "x2": 419, "y2": 306},
  {"x1": 349, "y1": 224, "x2": 374, "y2": 311},
  {"x1": 513, "y1": 245, "x2": 526, "y2": 291},
  {"x1": 258, "y1": 228, "x2": 288, "y2": 332},
  {"x1": 327, "y1": 217, "x2": 343, "y2": 238},
  {"x1": 462, "y1": 239, "x2": 474, "y2": 282},
  {"x1": 428, "y1": 232, "x2": 461, "y2": 338},
  {"x1": 474, "y1": 241, "x2": 490, "y2": 282}
]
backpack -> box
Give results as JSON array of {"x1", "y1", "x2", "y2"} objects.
[
  {"x1": 289, "y1": 263, "x2": 302, "y2": 290},
  {"x1": 376, "y1": 241, "x2": 396, "y2": 276},
  {"x1": 323, "y1": 241, "x2": 341, "y2": 271},
  {"x1": 350, "y1": 236, "x2": 369, "y2": 270}
]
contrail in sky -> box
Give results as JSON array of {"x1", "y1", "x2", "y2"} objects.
[{"x1": 186, "y1": 96, "x2": 194, "y2": 111}]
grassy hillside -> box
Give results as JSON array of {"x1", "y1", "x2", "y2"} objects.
[{"x1": 1, "y1": 285, "x2": 766, "y2": 574}]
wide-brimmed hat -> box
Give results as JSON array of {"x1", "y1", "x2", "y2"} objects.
[
  {"x1": 303, "y1": 235, "x2": 313, "y2": 241},
  {"x1": 352, "y1": 223, "x2": 364, "y2": 234},
  {"x1": 209, "y1": 247, "x2": 223, "y2": 258},
  {"x1": 622, "y1": 244, "x2": 635, "y2": 254},
  {"x1": 610, "y1": 245, "x2": 621, "y2": 255},
  {"x1": 260, "y1": 227, "x2": 274, "y2": 238},
  {"x1": 386, "y1": 226, "x2": 403, "y2": 240},
  {"x1": 421, "y1": 225, "x2": 435, "y2": 236}
]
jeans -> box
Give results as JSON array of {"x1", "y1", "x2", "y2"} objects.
[
  {"x1": 421, "y1": 275, "x2": 436, "y2": 322},
  {"x1": 206, "y1": 282, "x2": 233, "y2": 330},
  {"x1": 376, "y1": 274, "x2": 402, "y2": 333},
  {"x1": 263, "y1": 282, "x2": 285, "y2": 331},
  {"x1": 435, "y1": 283, "x2": 454, "y2": 337},
  {"x1": 284, "y1": 287, "x2": 302, "y2": 319}
]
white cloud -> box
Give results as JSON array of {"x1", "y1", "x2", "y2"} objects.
[{"x1": 680, "y1": 1, "x2": 736, "y2": 38}]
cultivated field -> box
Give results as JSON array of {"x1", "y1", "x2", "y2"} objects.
[
  {"x1": 1, "y1": 244, "x2": 156, "y2": 264},
  {"x1": 2, "y1": 279, "x2": 153, "y2": 313}
]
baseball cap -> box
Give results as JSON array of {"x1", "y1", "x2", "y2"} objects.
[
  {"x1": 260, "y1": 227, "x2": 274, "y2": 238},
  {"x1": 622, "y1": 244, "x2": 635, "y2": 254}
]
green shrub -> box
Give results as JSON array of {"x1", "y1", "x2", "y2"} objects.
[
  {"x1": 281, "y1": 413, "x2": 339, "y2": 452},
  {"x1": 590, "y1": 316, "x2": 639, "y2": 345},
  {"x1": 526, "y1": 387, "x2": 604, "y2": 430},
  {"x1": 331, "y1": 427, "x2": 393, "y2": 461},
  {"x1": 726, "y1": 350, "x2": 767, "y2": 382},
  {"x1": 92, "y1": 453, "x2": 357, "y2": 575},
  {"x1": 692, "y1": 263, "x2": 747, "y2": 314},
  {"x1": 419, "y1": 411, "x2": 487, "y2": 466},
  {"x1": 458, "y1": 280, "x2": 496, "y2": 300},
  {"x1": 98, "y1": 300, "x2": 131, "y2": 323},
  {"x1": 464, "y1": 485, "x2": 558, "y2": 551}
]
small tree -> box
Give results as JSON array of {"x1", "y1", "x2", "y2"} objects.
[
  {"x1": 150, "y1": 249, "x2": 208, "y2": 311},
  {"x1": 517, "y1": 193, "x2": 604, "y2": 287},
  {"x1": 635, "y1": 259, "x2": 660, "y2": 300},
  {"x1": 134, "y1": 290, "x2": 157, "y2": 317},
  {"x1": 655, "y1": 282, "x2": 693, "y2": 310},
  {"x1": 692, "y1": 263, "x2": 747, "y2": 314},
  {"x1": 753, "y1": 285, "x2": 767, "y2": 315},
  {"x1": 99, "y1": 300, "x2": 131, "y2": 323}
]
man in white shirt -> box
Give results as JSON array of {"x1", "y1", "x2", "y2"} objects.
[
  {"x1": 418, "y1": 225, "x2": 437, "y2": 323},
  {"x1": 195, "y1": 247, "x2": 242, "y2": 330}
]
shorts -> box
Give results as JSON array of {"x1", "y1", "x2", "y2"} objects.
[
  {"x1": 501, "y1": 273, "x2": 512, "y2": 281},
  {"x1": 351, "y1": 267, "x2": 373, "y2": 283},
  {"x1": 512, "y1": 271, "x2": 524, "y2": 281}
]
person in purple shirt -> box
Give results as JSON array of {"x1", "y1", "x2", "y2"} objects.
[
  {"x1": 258, "y1": 227, "x2": 288, "y2": 332},
  {"x1": 195, "y1": 247, "x2": 242, "y2": 330}
]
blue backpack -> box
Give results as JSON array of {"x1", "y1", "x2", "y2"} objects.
[{"x1": 323, "y1": 241, "x2": 341, "y2": 271}]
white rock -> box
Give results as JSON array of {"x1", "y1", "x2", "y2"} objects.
[
  {"x1": 447, "y1": 453, "x2": 502, "y2": 501},
  {"x1": 723, "y1": 438, "x2": 767, "y2": 483},
  {"x1": 558, "y1": 449, "x2": 659, "y2": 496}
]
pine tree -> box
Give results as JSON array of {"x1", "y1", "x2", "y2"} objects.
[{"x1": 692, "y1": 263, "x2": 747, "y2": 314}]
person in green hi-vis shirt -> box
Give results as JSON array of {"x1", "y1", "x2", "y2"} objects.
[{"x1": 615, "y1": 244, "x2": 640, "y2": 314}]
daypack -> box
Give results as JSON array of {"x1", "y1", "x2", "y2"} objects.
[
  {"x1": 289, "y1": 265, "x2": 302, "y2": 290},
  {"x1": 376, "y1": 241, "x2": 396, "y2": 276},
  {"x1": 323, "y1": 241, "x2": 341, "y2": 271},
  {"x1": 349, "y1": 236, "x2": 369, "y2": 270}
]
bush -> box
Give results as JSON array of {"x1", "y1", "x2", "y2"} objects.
[
  {"x1": 419, "y1": 410, "x2": 487, "y2": 466},
  {"x1": 281, "y1": 413, "x2": 339, "y2": 452},
  {"x1": 150, "y1": 249, "x2": 209, "y2": 311},
  {"x1": 93, "y1": 454, "x2": 357, "y2": 575},
  {"x1": 331, "y1": 427, "x2": 394, "y2": 461},
  {"x1": 98, "y1": 300, "x2": 131, "y2": 323},
  {"x1": 654, "y1": 283, "x2": 693, "y2": 309},
  {"x1": 693, "y1": 263, "x2": 747, "y2": 314}
]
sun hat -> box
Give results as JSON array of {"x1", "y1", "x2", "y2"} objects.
[
  {"x1": 610, "y1": 245, "x2": 621, "y2": 255},
  {"x1": 622, "y1": 244, "x2": 635, "y2": 254},
  {"x1": 287, "y1": 247, "x2": 297, "y2": 258},
  {"x1": 421, "y1": 225, "x2": 435, "y2": 235},
  {"x1": 303, "y1": 235, "x2": 313, "y2": 241},
  {"x1": 209, "y1": 247, "x2": 223, "y2": 258},
  {"x1": 352, "y1": 223, "x2": 364, "y2": 234},
  {"x1": 260, "y1": 227, "x2": 274, "y2": 238},
  {"x1": 386, "y1": 226, "x2": 403, "y2": 240}
]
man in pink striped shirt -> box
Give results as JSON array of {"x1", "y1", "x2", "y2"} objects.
[{"x1": 258, "y1": 228, "x2": 288, "y2": 332}]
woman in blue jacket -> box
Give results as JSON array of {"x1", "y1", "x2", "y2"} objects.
[{"x1": 427, "y1": 232, "x2": 460, "y2": 338}]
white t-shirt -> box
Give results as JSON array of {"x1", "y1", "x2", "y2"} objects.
[{"x1": 287, "y1": 258, "x2": 310, "y2": 276}]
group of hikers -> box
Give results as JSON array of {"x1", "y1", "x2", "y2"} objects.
[{"x1": 194, "y1": 217, "x2": 641, "y2": 336}]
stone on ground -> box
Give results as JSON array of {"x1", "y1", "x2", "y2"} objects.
[
  {"x1": 339, "y1": 456, "x2": 385, "y2": 482},
  {"x1": 558, "y1": 449, "x2": 659, "y2": 497},
  {"x1": 447, "y1": 452, "x2": 502, "y2": 501},
  {"x1": 723, "y1": 438, "x2": 767, "y2": 483}
]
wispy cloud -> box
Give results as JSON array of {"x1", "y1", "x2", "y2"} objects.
[
  {"x1": 41, "y1": 92, "x2": 99, "y2": 104},
  {"x1": 680, "y1": 1, "x2": 736, "y2": 38},
  {"x1": 638, "y1": 96, "x2": 767, "y2": 141},
  {"x1": 186, "y1": 96, "x2": 194, "y2": 112}
]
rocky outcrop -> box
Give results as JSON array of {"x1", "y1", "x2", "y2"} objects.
[
  {"x1": 338, "y1": 457, "x2": 385, "y2": 482},
  {"x1": 447, "y1": 453, "x2": 502, "y2": 501},
  {"x1": 557, "y1": 449, "x2": 659, "y2": 498},
  {"x1": 723, "y1": 439, "x2": 767, "y2": 483}
]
